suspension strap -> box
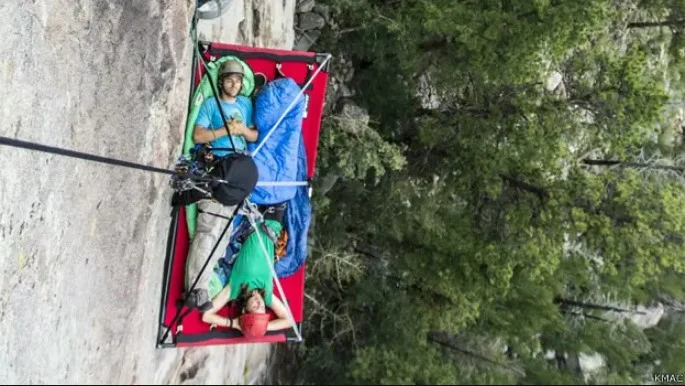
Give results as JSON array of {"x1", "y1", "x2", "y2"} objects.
[
  {"x1": 191, "y1": 17, "x2": 238, "y2": 153},
  {"x1": 256, "y1": 181, "x2": 309, "y2": 187},
  {"x1": 0, "y1": 135, "x2": 234, "y2": 199},
  {"x1": 303, "y1": 64, "x2": 314, "y2": 90},
  {"x1": 197, "y1": 208, "x2": 234, "y2": 220}
]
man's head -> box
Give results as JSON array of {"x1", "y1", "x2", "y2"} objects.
[
  {"x1": 237, "y1": 286, "x2": 267, "y2": 314},
  {"x1": 245, "y1": 289, "x2": 266, "y2": 313},
  {"x1": 218, "y1": 60, "x2": 244, "y2": 98},
  {"x1": 236, "y1": 286, "x2": 269, "y2": 337}
]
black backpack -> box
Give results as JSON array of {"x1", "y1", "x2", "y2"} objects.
[{"x1": 172, "y1": 153, "x2": 258, "y2": 207}]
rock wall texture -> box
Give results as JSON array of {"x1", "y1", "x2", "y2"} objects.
[
  {"x1": 197, "y1": 0, "x2": 296, "y2": 48},
  {"x1": 0, "y1": 0, "x2": 295, "y2": 383}
]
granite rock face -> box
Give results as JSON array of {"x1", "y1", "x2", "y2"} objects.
[{"x1": 0, "y1": 0, "x2": 294, "y2": 383}]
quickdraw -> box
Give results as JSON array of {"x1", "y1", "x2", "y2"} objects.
[{"x1": 169, "y1": 145, "x2": 234, "y2": 196}]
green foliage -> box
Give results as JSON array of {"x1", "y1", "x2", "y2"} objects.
[
  {"x1": 642, "y1": 314, "x2": 685, "y2": 374},
  {"x1": 350, "y1": 345, "x2": 458, "y2": 385},
  {"x1": 282, "y1": 0, "x2": 685, "y2": 384},
  {"x1": 317, "y1": 115, "x2": 406, "y2": 184}
]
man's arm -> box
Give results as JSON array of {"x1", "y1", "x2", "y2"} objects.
[
  {"x1": 201, "y1": 285, "x2": 241, "y2": 330},
  {"x1": 193, "y1": 100, "x2": 228, "y2": 144},
  {"x1": 227, "y1": 120, "x2": 258, "y2": 143},
  {"x1": 193, "y1": 125, "x2": 229, "y2": 144},
  {"x1": 266, "y1": 296, "x2": 294, "y2": 331}
]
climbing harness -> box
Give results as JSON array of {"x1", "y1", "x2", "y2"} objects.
[{"x1": 233, "y1": 202, "x2": 287, "y2": 245}]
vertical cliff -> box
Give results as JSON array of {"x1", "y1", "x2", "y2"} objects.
[{"x1": 0, "y1": 0, "x2": 295, "y2": 383}]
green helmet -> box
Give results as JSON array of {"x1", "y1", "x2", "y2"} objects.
[{"x1": 219, "y1": 60, "x2": 244, "y2": 78}]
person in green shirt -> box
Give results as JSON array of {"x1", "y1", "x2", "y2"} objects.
[{"x1": 201, "y1": 218, "x2": 293, "y2": 336}]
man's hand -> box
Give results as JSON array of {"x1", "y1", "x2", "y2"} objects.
[
  {"x1": 226, "y1": 119, "x2": 246, "y2": 136},
  {"x1": 226, "y1": 118, "x2": 258, "y2": 143}
]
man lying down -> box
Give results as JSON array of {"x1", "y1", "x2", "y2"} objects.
[{"x1": 202, "y1": 203, "x2": 292, "y2": 338}]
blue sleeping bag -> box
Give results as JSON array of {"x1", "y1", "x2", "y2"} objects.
[{"x1": 223, "y1": 77, "x2": 310, "y2": 278}]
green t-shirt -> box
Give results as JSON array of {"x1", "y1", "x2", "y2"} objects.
[{"x1": 227, "y1": 219, "x2": 283, "y2": 307}]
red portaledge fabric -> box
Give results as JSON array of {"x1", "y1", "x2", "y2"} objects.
[{"x1": 159, "y1": 43, "x2": 329, "y2": 347}]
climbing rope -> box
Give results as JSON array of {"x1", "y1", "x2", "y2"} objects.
[{"x1": 0, "y1": 136, "x2": 176, "y2": 175}]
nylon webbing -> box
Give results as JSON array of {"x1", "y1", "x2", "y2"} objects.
[
  {"x1": 194, "y1": 34, "x2": 238, "y2": 153},
  {"x1": 256, "y1": 181, "x2": 309, "y2": 187}
]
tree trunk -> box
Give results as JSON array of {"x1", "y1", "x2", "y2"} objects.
[
  {"x1": 627, "y1": 19, "x2": 685, "y2": 29},
  {"x1": 500, "y1": 174, "x2": 548, "y2": 201},
  {"x1": 419, "y1": 38, "x2": 448, "y2": 52},
  {"x1": 563, "y1": 310, "x2": 612, "y2": 323},
  {"x1": 427, "y1": 331, "x2": 526, "y2": 376},
  {"x1": 555, "y1": 297, "x2": 647, "y2": 315},
  {"x1": 582, "y1": 158, "x2": 685, "y2": 173}
]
